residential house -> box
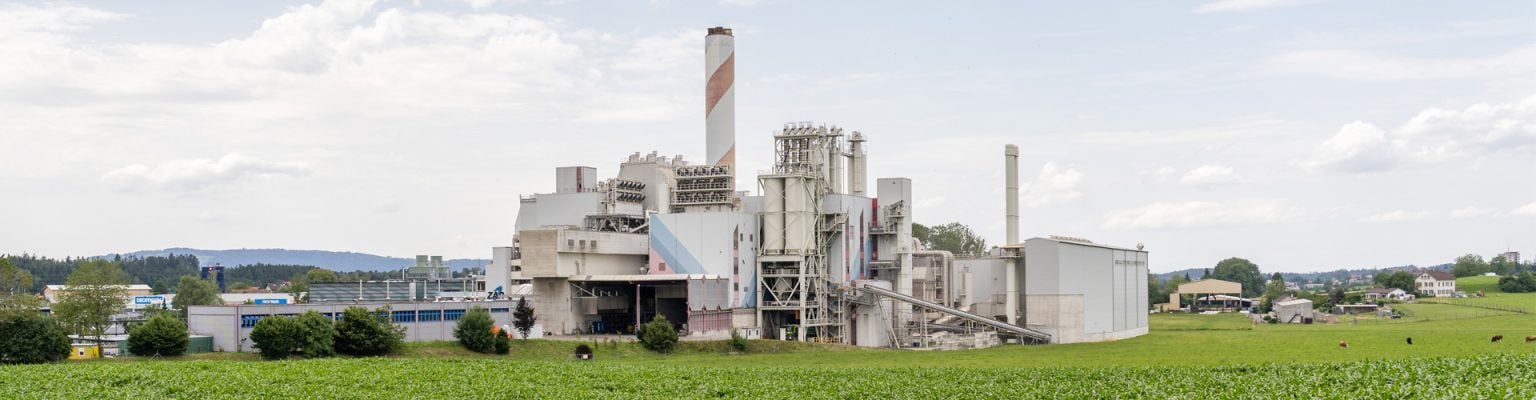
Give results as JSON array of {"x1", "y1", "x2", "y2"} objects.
[
  {"x1": 1415, "y1": 271, "x2": 1456, "y2": 297},
  {"x1": 1362, "y1": 288, "x2": 1409, "y2": 302}
]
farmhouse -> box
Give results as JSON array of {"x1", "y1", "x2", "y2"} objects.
[
  {"x1": 1415, "y1": 271, "x2": 1455, "y2": 297},
  {"x1": 1362, "y1": 288, "x2": 1409, "y2": 302}
]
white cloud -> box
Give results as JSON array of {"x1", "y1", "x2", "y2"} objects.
[
  {"x1": 1021, "y1": 162, "x2": 1083, "y2": 207},
  {"x1": 719, "y1": 0, "x2": 770, "y2": 6},
  {"x1": 1261, "y1": 46, "x2": 1536, "y2": 81},
  {"x1": 1193, "y1": 0, "x2": 1308, "y2": 14},
  {"x1": 103, "y1": 154, "x2": 311, "y2": 191},
  {"x1": 1299, "y1": 95, "x2": 1536, "y2": 174},
  {"x1": 1514, "y1": 201, "x2": 1536, "y2": 217},
  {"x1": 1101, "y1": 199, "x2": 1303, "y2": 229},
  {"x1": 1298, "y1": 121, "x2": 1398, "y2": 173},
  {"x1": 0, "y1": 3, "x2": 128, "y2": 35},
  {"x1": 1180, "y1": 164, "x2": 1243, "y2": 187},
  {"x1": 1362, "y1": 210, "x2": 1428, "y2": 223},
  {"x1": 1450, "y1": 206, "x2": 1492, "y2": 219}
]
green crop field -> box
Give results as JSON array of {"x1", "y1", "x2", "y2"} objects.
[
  {"x1": 5, "y1": 293, "x2": 1536, "y2": 398},
  {"x1": 2, "y1": 355, "x2": 1533, "y2": 399}
]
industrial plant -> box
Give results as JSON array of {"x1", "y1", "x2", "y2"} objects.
[{"x1": 483, "y1": 27, "x2": 1149, "y2": 348}]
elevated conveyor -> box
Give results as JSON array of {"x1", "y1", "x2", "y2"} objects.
[{"x1": 859, "y1": 282, "x2": 1051, "y2": 344}]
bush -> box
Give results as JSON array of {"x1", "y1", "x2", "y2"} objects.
[
  {"x1": 454, "y1": 307, "x2": 496, "y2": 354},
  {"x1": 728, "y1": 328, "x2": 748, "y2": 353},
  {"x1": 575, "y1": 343, "x2": 593, "y2": 356},
  {"x1": 1498, "y1": 272, "x2": 1536, "y2": 293},
  {"x1": 334, "y1": 306, "x2": 404, "y2": 357},
  {"x1": 250, "y1": 316, "x2": 302, "y2": 360},
  {"x1": 493, "y1": 330, "x2": 511, "y2": 355},
  {"x1": 637, "y1": 314, "x2": 678, "y2": 353},
  {"x1": 127, "y1": 314, "x2": 188, "y2": 357},
  {"x1": 0, "y1": 313, "x2": 71, "y2": 364},
  {"x1": 296, "y1": 311, "x2": 336, "y2": 358}
]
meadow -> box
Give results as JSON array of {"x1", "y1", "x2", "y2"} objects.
[{"x1": 3, "y1": 292, "x2": 1535, "y2": 398}]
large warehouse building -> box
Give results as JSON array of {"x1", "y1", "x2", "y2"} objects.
[{"x1": 482, "y1": 27, "x2": 1147, "y2": 347}]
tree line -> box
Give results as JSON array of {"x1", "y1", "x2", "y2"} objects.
[{"x1": 0, "y1": 254, "x2": 406, "y2": 294}]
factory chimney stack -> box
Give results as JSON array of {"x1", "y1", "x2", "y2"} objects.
[
  {"x1": 1005, "y1": 144, "x2": 1020, "y2": 325},
  {"x1": 705, "y1": 27, "x2": 735, "y2": 172}
]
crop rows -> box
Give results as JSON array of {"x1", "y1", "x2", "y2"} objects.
[{"x1": 2, "y1": 354, "x2": 1533, "y2": 399}]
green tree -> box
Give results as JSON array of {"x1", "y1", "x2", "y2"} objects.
[
  {"x1": 171, "y1": 275, "x2": 221, "y2": 314},
  {"x1": 334, "y1": 306, "x2": 404, "y2": 356},
  {"x1": 296, "y1": 311, "x2": 336, "y2": 358},
  {"x1": 286, "y1": 272, "x2": 309, "y2": 303},
  {"x1": 0, "y1": 313, "x2": 71, "y2": 364},
  {"x1": 1259, "y1": 274, "x2": 1287, "y2": 312},
  {"x1": 728, "y1": 328, "x2": 749, "y2": 353},
  {"x1": 493, "y1": 330, "x2": 511, "y2": 355},
  {"x1": 636, "y1": 314, "x2": 678, "y2": 353},
  {"x1": 1210, "y1": 258, "x2": 1265, "y2": 298},
  {"x1": 1489, "y1": 255, "x2": 1515, "y2": 276},
  {"x1": 250, "y1": 316, "x2": 302, "y2": 360},
  {"x1": 1497, "y1": 272, "x2": 1536, "y2": 293},
  {"x1": 1147, "y1": 274, "x2": 1166, "y2": 306},
  {"x1": 1378, "y1": 271, "x2": 1417, "y2": 294},
  {"x1": 1451, "y1": 254, "x2": 1490, "y2": 277},
  {"x1": 1327, "y1": 287, "x2": 1346, "y2": 306},
  {"x1": 53, "y1": 260, "x2": 129, "y2": 340},
  {"x1": 513, "y1": 297, "x2": 537, "y2": 340},
  {"x1": 454, "y1": 307, "x2": 496, "y2": 354},
  {"x1": 306, "y1": 269, "x2": 339, "y2": 284},
  {"x1": 912, "y1": 222, "x2": 988, "y2": 256},
  {"x1": 0, "y1": 259, "x2": 41, "y2": 315},
  {"x1": 126, "y1": 314, "x2": 188, "y2": 357}
]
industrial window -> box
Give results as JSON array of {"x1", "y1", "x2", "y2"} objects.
[
  {"x1": 240, "y1": 315, "x2": 267, "y2": 328},
  {"x1": 580, "y1": 240, "x2": 587, "y2": 249},
  {"x1": 590, "y1": 241, "x2": 597, "y2": 250},
  {"x1": 490, "y1": 308, "x2": 510, "y2": 314},
  {"x1": 392, "y1": 310, "x2": 416, "y2": 323},
  {"x1": 418, "y1": 310, "x2": 442, "y2": 322},
  {"x1": 444, "y1": 309, "x2": 466, "y2": 321},
  {"x1": 568, "y1": 239, "x2": 575, "y2": 249}
]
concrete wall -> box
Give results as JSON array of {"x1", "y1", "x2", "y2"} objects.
[
  {"x1": 188, "y1": 301, "x2": 513, "y2": 353},
  {"x1": 650, "y1": 212, "x2": 758, "y2": 306},
  {"x1": 521, "y1": 228, "x2": 648, "y2": 277},
  {"x1": 1022, "y1": 238, "x2": 1148, "y2": 344},
  {"x1": 531, "y1": 277, "x2": 575, "y2": 335}
]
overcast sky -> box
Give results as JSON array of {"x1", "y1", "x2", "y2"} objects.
[{"x1": 2, "y1": 0, "x2": 1532, "y2": 272}]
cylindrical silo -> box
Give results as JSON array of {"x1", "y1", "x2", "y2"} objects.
[
  {"x1": 784, "y1": 177, "x2": 808, "y2": 252},
  {"x1": 763, "y1": 178, "x2": 785, "y2": 252}
]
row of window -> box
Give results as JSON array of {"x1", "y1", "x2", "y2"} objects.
[{"x1": 240, "y1": 308, "x2": 508, "y2": 328}]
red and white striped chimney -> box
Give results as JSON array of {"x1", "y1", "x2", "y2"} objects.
[{"x1": 705, "y1": 27, "x2": 735, "y2": 170}]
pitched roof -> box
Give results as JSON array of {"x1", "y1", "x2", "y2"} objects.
[
  {"x1": 1364, "y1": 288, "x2": 1402, "y2": 294},
  {"x1": 1419, "y1": 271, "x2": 1455, "y2": 281}
]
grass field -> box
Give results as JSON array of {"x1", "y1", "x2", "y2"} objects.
[
  {"x1": 5, "y1": 293, "x2": 1536, "y2": 398},
  {"x1": 1457, "y1": 276, "x2": 1503, "y2": 294}
]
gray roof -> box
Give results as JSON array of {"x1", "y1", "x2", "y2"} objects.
[{"x1": 1275, "y1": 299, "x2": 1312, "y2": 307}]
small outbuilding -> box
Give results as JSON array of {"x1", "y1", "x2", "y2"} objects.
[
  {"x1": 1273, "y1": 299, "x2": 1314, "y2": 323},
  {"x1": 1169, "y1": 279, "x2": 1244, "y2": 311}
]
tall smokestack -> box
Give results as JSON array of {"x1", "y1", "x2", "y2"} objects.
[
  {"x1": 1005, "y1": 144, "x2": 1020, "y2": 325},
  {"x1": 705, "y1": 27, "x2": 735, "y2": 171}
]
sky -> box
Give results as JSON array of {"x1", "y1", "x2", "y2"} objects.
[{"x1": 1, "y1": 0, "x2": 1532, "y2": 272}]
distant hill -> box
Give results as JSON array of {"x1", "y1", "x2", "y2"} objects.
[
  {"x1": 113, "y1": 248, "x2": 489, "y2": 272},
  {"x1": 1154, "y1": 264, "x2": 1454, "y2": 284}
]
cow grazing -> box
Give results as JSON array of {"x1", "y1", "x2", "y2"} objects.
[
  {"x1": 1492, "y1": 335, "x2": 1503, "y2": 343},
  {"x1": 1406, "y1": 337, "x2": 1413, "y2": 345},
  {"x1": 1338, "y1": 341, "x2": 1348, "y2": 349},
  {"x1": 1525, "y1": 336, "x2": 1535, "y2": 343}
]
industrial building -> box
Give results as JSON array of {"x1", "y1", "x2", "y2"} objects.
[
  {"x1": 187, "y1": 300, "x2": 514, "y2": 352},
  {"x1": 481, "y1": 27, "x2": 1147, "y2": 348}
]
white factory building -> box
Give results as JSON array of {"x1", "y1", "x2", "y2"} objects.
[{"x1": 481, "y1": 27, "x2": 1146, "y2": 347}]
